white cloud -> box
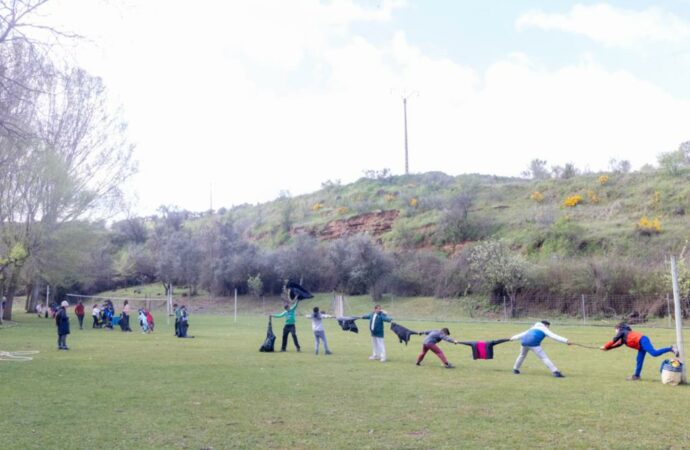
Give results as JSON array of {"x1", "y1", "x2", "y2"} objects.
[
  {"x1": 516, "y1": 3, "x2": 690, "y2": 47},
  {"x1": 39, "y1": 1, "x2": 690, "y2": 215}
]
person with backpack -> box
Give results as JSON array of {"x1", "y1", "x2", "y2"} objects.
[
  {"x1": 510, "y1": 320, "x2": 571, "y2": 378},
  {"x1": 600, "y1": 322, "x2": 679, "y2": 381}
]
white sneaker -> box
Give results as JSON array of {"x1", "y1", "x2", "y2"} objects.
[
  {"x1": 380, "y1": 358, "x2": 387, "y2": 363},
  {"x1": 368, "y1": 355, "x2": 379, "y2": 360}
]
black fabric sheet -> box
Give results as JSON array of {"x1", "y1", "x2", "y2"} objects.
[
  {"x1": 259, "y1": 317, "x2": 276, "y2": 352},
  {"x1": 337, "y1": 316, "x2": 359, "y2": 333},
  {"x1": 390, "y1": 322, "x2": 419, "y2": 345},
  {"x1": 286, "y1": 281, "x2": 314, "y2": 301}
]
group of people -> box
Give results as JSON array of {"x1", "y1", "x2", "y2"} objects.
[
  {"x1": 173, "y1": 304, "x2": 193, "y2": 338},
  {"x1": 270, "y1": 296, "x2": 680, "y2": 380}
]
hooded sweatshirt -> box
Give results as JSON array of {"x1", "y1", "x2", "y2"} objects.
[{"x1": 510, "y1": 322, "x2": 568, "y2": 347}]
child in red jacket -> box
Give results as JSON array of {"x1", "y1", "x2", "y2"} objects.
[{"x1": 600, "y1": 322, "x2": 678, "y2": 380}]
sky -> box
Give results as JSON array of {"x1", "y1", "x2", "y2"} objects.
[{"x1": 42, "y1": 0, "x2": 690, "y2": 216}]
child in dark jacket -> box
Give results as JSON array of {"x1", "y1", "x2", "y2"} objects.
[
  {"x1": 55, "y1": 301, "x2": 71, "y2": 350},
  {"x1": 600, "y1": 322, "x2": 678, "y2": 380}
]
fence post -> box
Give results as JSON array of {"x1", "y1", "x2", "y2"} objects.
[
  {"x1": 503, "y1": 296, "x2": 508, "y2": 321},
  {"x1": 581, "y1": 294, "x2": 586, "y2": 325},
  {"x1": 666, "y1": 293, "x2": 672, "y2": 328},
  {"x1": 670, "y1": 256, "x2": 687, "y2": 383}
]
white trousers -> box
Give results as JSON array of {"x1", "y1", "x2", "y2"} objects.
[
  {"x1": 371, "y1": 337, "x2": 386, "y2": 361},
  {"x1": 513, "y1": 345, "x2": 558, "y2": 372}
]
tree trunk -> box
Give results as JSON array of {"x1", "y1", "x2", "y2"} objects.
[{"x1": 2, "y1": 272, "x2": 19, "y2": 321}]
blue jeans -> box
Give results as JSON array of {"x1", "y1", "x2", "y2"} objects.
[
  {"x1": 634, "y1": 336, "x2": 672, "y2": 377},
  {"x1": 314, "y1": 330, "x2": 330, "y2": 354}
]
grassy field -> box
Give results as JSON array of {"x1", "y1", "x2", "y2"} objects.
[{"x1": 1, "y1": 303, "x2": 687, "y2": 450}]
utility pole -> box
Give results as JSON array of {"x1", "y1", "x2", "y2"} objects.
[{"x1": 403, "y1": 95, "x2": 409, "y2": 175}]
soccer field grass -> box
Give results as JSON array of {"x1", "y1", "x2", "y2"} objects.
[{"x1": 1, "y1": 311, "x2": 687, "y2": 449}]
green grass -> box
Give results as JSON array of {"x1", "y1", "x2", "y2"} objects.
[{"x1": 1, "y1": 305, "x2": 687, "y2": 450}]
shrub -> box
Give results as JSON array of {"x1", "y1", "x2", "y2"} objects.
[
  {"x1": 409, "y1": 197, "x2": 418, "y2": 208},
  {"x1": 637, "y1": 216, "x2": 662, "y2": 235},
  {"x1": 311, "y1": 203, "x2": 323, "y2": 211},
  {"x1": 563, "y1": 194, "x2": 583, "y2": 207},
  {"x1": 530, "y1": 191, "x2": 544, "y2": 203},
  {"x1": 598, "y1": 175, "x2": 609, "y2": 185},
  {"x1": 587, "y1": 190, "x2": 599, "y2": 204}
]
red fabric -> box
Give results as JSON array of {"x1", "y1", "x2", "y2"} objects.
[
  {"x1": 74, "y1": 304, "x2": 85, "y2": 316},
  {"x1": 416, "y1": 343, "x2": 448, "y2": 365},
  {"x1": 476, "y1": 341, "x2": 487, "y2": 359}
]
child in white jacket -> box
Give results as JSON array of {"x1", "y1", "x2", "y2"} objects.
[{"x1": 510, "y1": 320, "x2": 571, "y2": 378}]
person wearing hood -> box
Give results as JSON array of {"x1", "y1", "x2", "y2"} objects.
[
  {"x1": 55, "y1": 300, "x2": 71, "y2": 350},
  {"x1": 600, "y1": 322, "x2": 679, "y2": 381},
  {"x1": 510, "y1": 320, "x2": 570, "y2": 378}
]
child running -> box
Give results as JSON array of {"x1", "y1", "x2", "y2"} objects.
[
  {"x1": 510, "y1": 320, "x2": 570, "y2": 378},
  {"x1": 600, "y1": 322, "x2": 679, "y2": 381},
  {"x1": 416, "y1": 328, "x2": 459, "y2": 369}
]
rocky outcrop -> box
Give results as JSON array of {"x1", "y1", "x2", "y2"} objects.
[{"x1": 293, "y1": 210, "x2": 400, "y2": 240}]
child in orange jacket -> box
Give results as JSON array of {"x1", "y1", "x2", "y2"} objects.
[{"x1": 600, "y1": 322, "x2": 678, "y2": 381}]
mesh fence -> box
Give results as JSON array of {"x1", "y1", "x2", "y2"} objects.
[{"x1": 169, "y1": 293, "x2": 690, "y2": 329}]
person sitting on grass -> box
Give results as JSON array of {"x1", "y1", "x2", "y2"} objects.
[
  {"x1": 416, "y1": 328, "x2": 459, "y2": 369},
  {"x1": 510, "y1": 320, "x2": 571, "y2": 378},
  {"x1": 600, "y1": 322, "x2": 679, "y2": 381}
]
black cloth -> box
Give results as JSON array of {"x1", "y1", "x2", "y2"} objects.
[
  {"x1": 390, "y1": 322, "x2": 419, "y2": 345},
  {"x1": 337, "y1": 316, "x2": 359, "y2": 333},
  {"x1": 456, "y1": 338, "x2": 510, "y2": 360},
  {"x1": 286, "y1": 281, "x2": 313, "y2": 301},
  {"x1": 281, "y1": 324, "x2": 300, "y2": 351},
  {"x1": 55, "y1": 307, "x2": 70, "y2": 336},
  {"x1": 259, "y1": 317, "x2": 276, "y2": 352}
]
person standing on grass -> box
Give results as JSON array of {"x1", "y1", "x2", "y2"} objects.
[
  {"x1": 120, "y1": 299, "x2": 132, "y2": 332},
  {"x1": 55, "y1": 300, "x2": 70, "y2": 350},
  {"x1": 510, "y1": 320, "x2": 570, "y2": 378},
  {"x1": 174, "y1": 303, "x2": 181, "y2": 337},
  {"x1": 362, "y1": 304, "x2": 392, "y2": 362},
  {"x1": 92, "y1": 303, "x2": 101, "y2": 328},
  {"x1": 271, "y1": 297, "x2": 301, "y2": 352},
  {"x1": 416, "y1": 328, "x2": 459, "y2": 369},
  {"x1": 600, "y1": 322, "x2": 679, "y2": 381},
  {"x1": 74, "y1": 300, "x2": 85, "y2": 330},
  {"x1": 307, "y1": 306, "x2": 332, "y2": 355}
]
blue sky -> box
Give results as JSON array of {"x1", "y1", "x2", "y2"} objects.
[{"x1": 47, "y1": 0, "x2": 690, "y2": 215}]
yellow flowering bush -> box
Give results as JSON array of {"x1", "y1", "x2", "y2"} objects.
[
  {"x1": 409, "y1": 197, "x2": 418, "y2": 208},
  {"x1": 530, "y1": 191, "x2": 544, "y2": 203},
  {"x1": 563, "y1": 194, "x2": 583, "y2": 207},
  {"x1": 311, "y1": 203, "x2": 323, "y2": 211},
  {"x1": 637, "y1": 216, "x2": 662, "y2": 235},
  {"x1": 337, "y1": 207, "x2": 349, "y2": 215},
  {"x1": 598, "y1": 175, "x2": 609, "y2": 185}
]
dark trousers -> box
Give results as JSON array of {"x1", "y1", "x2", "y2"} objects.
[
  {"x1": 92, "y1": 316, "x2": 100, "y2": 328},
  {"x1": 57, "y1": 334, "x2": 68, "y2": 349},
  {"x1": 281, "y1": 324, "x2": 300, "y2": 351},
  {"x1": 77, "y1": 314, "x2": 84, "y2": 329}
]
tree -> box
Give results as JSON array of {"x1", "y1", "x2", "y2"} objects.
[
  {"x1": 467, "y1": 240, "x2": 530, "y2": 317},
  {"x1": 608, "y1": 158, "x2": 631, "y2": 174},
  {"x1": 522, "y1": 159, "x2": 550, "y2": 180},
  {"x1": 0, "y1": 2, "x2": 135, "y2": 320}
]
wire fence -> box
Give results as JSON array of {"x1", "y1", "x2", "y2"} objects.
[{"x1": 159, "y1": 292, "x2": 690, "y2": 329}]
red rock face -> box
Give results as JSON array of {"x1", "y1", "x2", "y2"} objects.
[{"x1": 293, "y1": 210, "x2": 400, "y2": 241}]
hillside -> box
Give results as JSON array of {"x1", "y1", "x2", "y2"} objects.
[{"x1": 226, "y1": 170, "x2": 690, "y2": 261}]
